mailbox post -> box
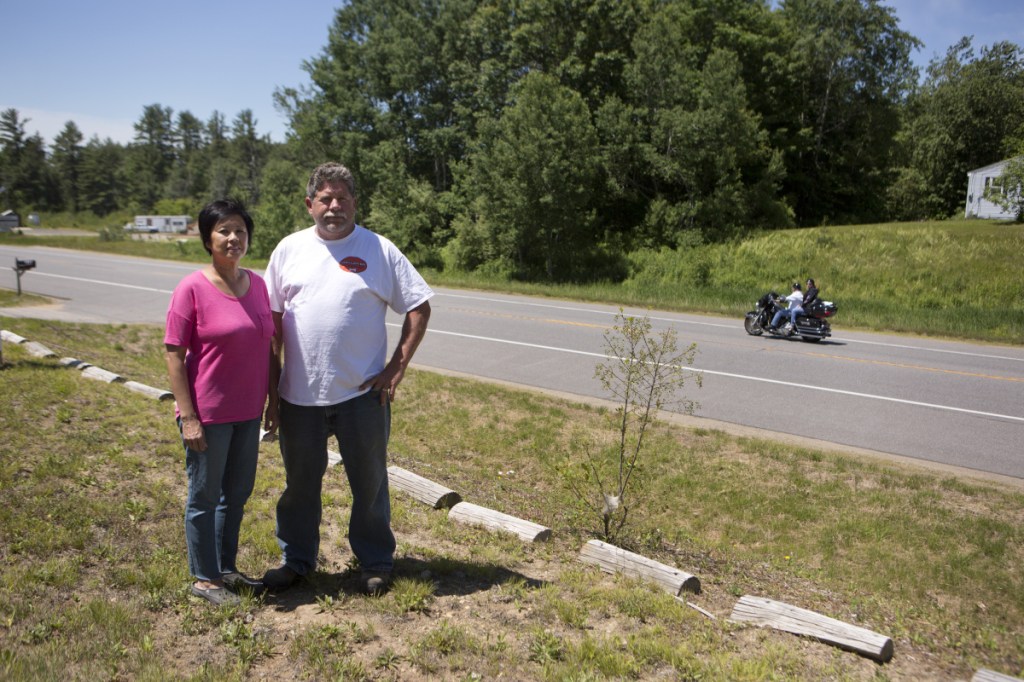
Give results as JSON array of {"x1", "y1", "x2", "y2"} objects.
[{"x1": 13, "y1": 258, "x2": 36, "y2": 295}]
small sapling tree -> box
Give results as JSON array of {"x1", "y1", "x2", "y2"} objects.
[{"x1": 563, "y1": 310, "x2": 701, "y2": 542}]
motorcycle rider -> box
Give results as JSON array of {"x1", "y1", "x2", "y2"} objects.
[{"x1": 769, "y1": 282, "x2": 804, "y2": 332}]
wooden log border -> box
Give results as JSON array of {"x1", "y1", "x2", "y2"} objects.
[
  {"x1": 81, "y1": 365, "x2": 124, "y2": 383},
  {"x1": 388, "y1": 465, "x2": 462, "y2": 509},
  {"x1": 124, "y1": 381, "x2": 173, "y2": 401},
  {"x1": 448, "y1": 501, "x2": 551, "y2": 542},
  {"x1": 1, "y1": 329, "x2": 27, "y2": 344},
  {"x1": 730, "y1": 595, "x2": 893, "y2": 663},
  {"x1": 972, "y1": 669, "x2": 1024, "y2": 682},
  {"x1": 24, "y1": 341, "x2": 56, "y2": 358},
  {"x1": 578, "y1": 539, "x2": 700, "y2": 596}
]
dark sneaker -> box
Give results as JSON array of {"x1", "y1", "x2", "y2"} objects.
[
  {"x1": 361, "y1": 571, "x2": 391, "y2": 596},
  {"x1": 190, "y1": 583, "x2": 241, "y2": 606},
  {"x1": 222, "y1": 571, "x2": 266, "y2": 596},
  {"x1": 261, "y1": 565, "x2": 300, "y2": 591}
]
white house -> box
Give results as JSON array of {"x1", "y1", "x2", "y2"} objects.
[{"x1": 965, "y1": 159, "x2": 1018, "y2": 219}]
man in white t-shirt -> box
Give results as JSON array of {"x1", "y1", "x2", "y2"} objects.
[
  {"x1": 261, "y1": 162, "x2": 433, "y2": 595},
  {"x1": 769, "y1": 282, "x2": 804, "y2": 331}
]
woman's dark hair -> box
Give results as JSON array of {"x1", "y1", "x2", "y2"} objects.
[{"x1": 197, "y1": 199, "x2": 254, "y2": 254}]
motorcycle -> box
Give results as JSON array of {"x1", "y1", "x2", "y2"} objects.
[{"x1": 744, "y1": 291, "x2": 837, "y2": 342}]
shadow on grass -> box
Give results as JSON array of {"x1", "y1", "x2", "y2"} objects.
[{"x1": 266, "y1": 556, "x2": 548, "y2": 612}]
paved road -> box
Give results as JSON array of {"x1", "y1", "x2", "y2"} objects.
[{"x1": 3, "y1": 244, "x2": 1023, "y2": 480}]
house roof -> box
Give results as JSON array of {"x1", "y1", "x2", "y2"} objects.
[{"x1": 966, "y1": 158, "x2": 1019, "y2": 175}]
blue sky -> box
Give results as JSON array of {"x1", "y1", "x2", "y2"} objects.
[{"x1": 2, "y1": 0, "x2": 1022, "y2": 147}]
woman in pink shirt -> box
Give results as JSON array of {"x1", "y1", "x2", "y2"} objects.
[{"x1": 165, "y1": 199, "x2": 277, "y2": 606}]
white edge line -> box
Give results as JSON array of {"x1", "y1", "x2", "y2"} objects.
[
  {"x1": 390, "y1": 323, "x2": 1024, "y2": 425},
  {"x1": 29, "y1": 271, "x2": 174, "y2": 294}
]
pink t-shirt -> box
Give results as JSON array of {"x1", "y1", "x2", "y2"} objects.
[{"x1": 164, "y1": 269, "x2": 274, "y2": 424}]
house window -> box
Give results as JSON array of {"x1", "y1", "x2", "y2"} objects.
[{"x1": 985, "y1": 176, "x2": 1004, "y2": 195}]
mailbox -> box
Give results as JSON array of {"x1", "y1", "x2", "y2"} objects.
[{"x1": 12, "y1": 257, "x2": 36, "y2": 295}]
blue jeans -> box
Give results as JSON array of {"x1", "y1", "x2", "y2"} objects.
[
  {"x1": 275, "y1": 392, "x2": 394, "y2": 575},
  {"x1": 771, "y1": 305, "x2": 803, "y2": 328},
  {"x1": 181, "y1": 418, "x2": 261, "y2": 582}
]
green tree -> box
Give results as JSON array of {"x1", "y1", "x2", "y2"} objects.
[
  {"x1": 230, "y1": 109, "x2": 269, "y2": 206},
  {"x1": 166, "y1": 110, "x2": 207, "y2": 202},
  {"x1": 50, "y1": 121, "x2": 85, "y2": 212},
  {"x1": 624, "y1": 24, "x2": 789, "y2": 244},
  {"x1": 125, "y1": 104, "x2": 176, "y2": 211},
  {"x1": 204, "y1": 111, "x2": 237, "y2": 200},
  {"x1": 770, "y1": 0, "x2": 918, "y2": 224},
  {"x1": 456, "y1": 71, "x2": 602, "y2": 279},
  {"x1": 78, "y1": 136, "x2": 125, "y2": 216},
  {"x1": 890, "y1": 39, "x2": 1024, "y2": 219},
  {"x1": 249, "y1": 156, "x2": 308, "y2": 258}
]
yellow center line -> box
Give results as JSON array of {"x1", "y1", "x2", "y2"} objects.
[
  {"x1": 444, "y1": 306, "x2": 1024, "y2": 382},
  {"x1": 448, "y1": 306, "x2": 607, "y2": 329},
  {"x1": 801, "y1": 351, "x2": 1024, "y2": 383}
]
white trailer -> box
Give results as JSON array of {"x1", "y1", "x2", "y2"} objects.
[{"x1": 130, "y1": 215, "x2": 190, "y2": 233}]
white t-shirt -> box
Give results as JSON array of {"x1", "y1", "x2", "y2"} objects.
[
  {"x1": 784, "y1": 290, "x2": 804, "y2": 309},
  {"x1": 265, "y1": 225, "x2": 434, "y2": 406}
]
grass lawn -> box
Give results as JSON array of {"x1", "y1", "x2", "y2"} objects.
[{"x1": 1, "y1": 319, "x2": 1021, "y2": 680}]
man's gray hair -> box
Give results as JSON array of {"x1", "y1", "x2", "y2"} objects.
[{"x1": 306, "y1": 162, "x2": 356, "y2": 199}]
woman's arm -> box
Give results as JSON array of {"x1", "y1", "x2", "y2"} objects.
[
  {"x1": 165, "y1": 344, "x2": 207, "y2": 452},
  {"x1": 263, "y1": 312, "x2": 283, "y2": 435}
]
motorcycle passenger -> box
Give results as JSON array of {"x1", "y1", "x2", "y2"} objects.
[
  {"x1": 803, "y1": 278, "x2": 819, "y2": 309},
  {"x1": 769, "y1": 282, "x2": 804, "y2": 332}
]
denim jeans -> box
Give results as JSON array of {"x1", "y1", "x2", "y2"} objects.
[
  {"x1": 276, "y1": 392, "x2": 394, "y2": 575},
  {"x1": 771, "y1": 305, "x2": 803, "y2": 328},
  {"x1": 182, "y1": 418, "x2": 261, "y2": 582}
]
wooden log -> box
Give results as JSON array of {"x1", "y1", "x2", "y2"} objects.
[
  {"x1": 388, "y1": 466, "x2": 462, "y2": 509},
  {"x1": 59, "y1": 357, "x2": 89, "y2": 369},
  {"x1": 448, "y1": 501, "x2": 551, "y2": 542},
  {"x1": 81, "y1": 365, "x2": 124, "y2": 383},
  {"x1": 972, "y1": 670, "x2": 1024, "y2": 682},
  {"x1": 328, "y1": 449, "x2": 341, "y2": 467},
  {"x1": 23, "y1": 341, "x2": 56, "y2": 358},
  {"x1": 578, "y1": 539, "x2": 700, "y2": 596},
  {"x1": 124, "y1": 381, "x2": 173, "y2": 401},
  {"x1": 1, "y1": 330, "x2": 27, "y2": 344},
  {"x1": 730, "y1": 595, "x2": 893, "y2": 663}
]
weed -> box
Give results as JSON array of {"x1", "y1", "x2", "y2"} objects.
[
  {"x1": 375, "y1": 647, "x2": 402, "y2": 671},
  {"x1": 390, "y1": 577, "x2": 435, "y2": 613},
  {"x1": 314, "y1": 594, "x2": 337, "y2": 613},
  {"x1": 527, "y1": 628, "x2": 564, "y2": 663}
]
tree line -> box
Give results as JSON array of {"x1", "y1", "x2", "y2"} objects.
[{"x1": 2, "y1": 0, "x2": 1023, "y2": 277}]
